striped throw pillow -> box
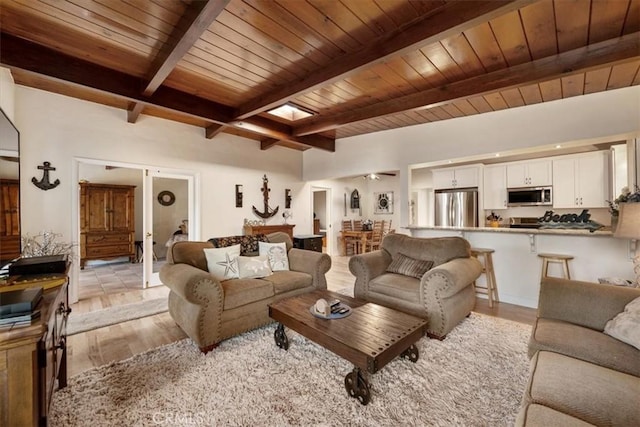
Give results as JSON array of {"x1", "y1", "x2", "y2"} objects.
[{"x1": 387, "y1": 253, "x2": 434, "y2": 279}]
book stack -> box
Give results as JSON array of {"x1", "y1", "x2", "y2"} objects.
[{"x1": 0, "y1": 287, "x2": 43, "y2": 328}]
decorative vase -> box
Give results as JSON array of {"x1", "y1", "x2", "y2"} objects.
[
  {"x1": 611, "y1": 215, "x2": 618, "y2": 232},
  {"x1": 489, "y1": 220, "x2": 500, "y2": 228}
]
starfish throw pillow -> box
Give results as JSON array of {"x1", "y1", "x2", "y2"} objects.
[{"x1": 203, "y1": 244, "x2": 241, "y2": 281}]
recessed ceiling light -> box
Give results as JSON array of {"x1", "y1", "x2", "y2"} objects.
[
  {"x1": 267, "y1": 103, "x2": 314, "y2": 121},
  {"x1": 555, "y1": 145, "x2": 561, "y2": 149},
  {"x1": 495, "y1": 153, "x2": 500, "y2": 157}
]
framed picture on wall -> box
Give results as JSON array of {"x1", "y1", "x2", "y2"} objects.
[{"x1": 374, "y1": 191, "x2": 393, "y2": 214}]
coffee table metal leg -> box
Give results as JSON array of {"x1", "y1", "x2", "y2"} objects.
[
  {"x1": 273, "y1": 323, "x2": 289, "y2": 350},
  {"x1": 400, "y1": 344, "x2": 419, "y2": 363},
  {"x1": 344, "y1": 367, "x2": 371, "y2": 405}
]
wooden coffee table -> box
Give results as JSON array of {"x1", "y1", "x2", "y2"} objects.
[{"x1": 268, "y1": 290, "x2": 427, "y2": 405}]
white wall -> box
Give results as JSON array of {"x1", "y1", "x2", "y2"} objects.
[
  {"x1": 15, "y1": 86, "x2": 311, "y2": 247},
  {"x1": 304, "y1": 86, "x2": 640, "y2": 229},
  {"x1": 305, "y1": 174, "x2": 404, "y2": 255}
]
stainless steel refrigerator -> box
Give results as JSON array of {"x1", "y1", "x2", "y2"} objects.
[{"x1": 434, "y1": 188, "x2": 478, "y2": 227}]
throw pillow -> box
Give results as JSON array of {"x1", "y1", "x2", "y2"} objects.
[
  {"x1": 386, "y1": 253, "x2": 434, "y2": 279},
  {"x1": 258, "y1": 241, "x2": 290, "y2": 271},
  {"x1": 603, "y1": 296, "x2": 640, "y2": 350},
  {"x1": 237, "y1": 255, "x2": 273, "y2": 279},
  {"x1": 203, "y1": 244, "x2": 241, "y2": 281}
]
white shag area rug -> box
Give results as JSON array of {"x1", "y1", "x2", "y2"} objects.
[
  {"x1": 51, "y1": 314, "x2": 531, "y2": 426},
  {"x1": 66, "y1": 298, "x2": 168, "y2": 336}
]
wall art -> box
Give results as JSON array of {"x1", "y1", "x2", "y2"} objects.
[{"x1": 374, "y1": 191, "x2": 393, "y2": 214}]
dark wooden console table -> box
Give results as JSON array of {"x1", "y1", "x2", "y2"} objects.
[
  {"x1": 293, "y1": 235, "x2": 323, "y2": 252},
  {"x1": 243, "y1": 224, "x2": 295, "y2": 238}
]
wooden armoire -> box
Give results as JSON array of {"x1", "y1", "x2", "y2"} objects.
[
  {"x1": 0, "y1": 179, "x2": 20, "y2": 262},
  {"x1": 79, "y1": 182, "x2": 136, "y2": 268}
]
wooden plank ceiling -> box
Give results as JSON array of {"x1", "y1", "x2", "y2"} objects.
[{"x1": 1, "y1": 0, "x2": 638, "y2": 152}]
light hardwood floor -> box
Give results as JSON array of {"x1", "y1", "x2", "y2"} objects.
[{"x1": 67, "y1": 256, "x2": 536, "y2": 377}]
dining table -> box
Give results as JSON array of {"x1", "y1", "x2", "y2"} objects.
[{"x1": 341, "y1": 230, "x2": 372, "y2": 255}]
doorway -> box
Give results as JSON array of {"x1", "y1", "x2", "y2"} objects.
[
  {"x1": 311, "y1": 187, "x2": 332, "y2": 255},
  {"x1": 143, "y1": 170, "x2": 194, "y2": 287},
  {"x1": 71, "y1": 158, "x2": 196, "y2": 303}
]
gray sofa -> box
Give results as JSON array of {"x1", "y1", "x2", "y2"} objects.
[
  {"x1": 516, "y1": 278, "x2": 640, "y2": 426},
  {"x1": 159, "y1": 232, "x2": 331, "y2": 353},
  {"x1": 349, "y1": 234, "x2": 482, "y2": 339}
]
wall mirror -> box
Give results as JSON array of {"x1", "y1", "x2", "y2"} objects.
[{"x1": 0, "y1": 107, "x2": 20, "y2": 264}]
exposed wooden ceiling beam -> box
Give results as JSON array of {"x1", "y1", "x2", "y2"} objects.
[
  {"x1": 143, "y1": 0, "x2": 229, "y2": 96},
  {"x1": 0, "y1": 33, "x2": 233, "y2": 123},
  {"x1": 231, "y1": 117, "x2": 335, "y2": 151},
  {"x1": 129, "y1": 0, "x2": 228, "y2": 123},
  {"x1": 205, "y1": 124, "x2": 226, "y2": 139},
  {"x1": 0, "y1": 33, "x2": 334, "y2": 151},
  {"x1": 260, "y1": 138, "x2": 280, "y2": 150},
  {"x1": 293, "y1": 32, "x2": 640, "y2": 136},
  {"x1": 127, "y1": 103, "x2": 144, "y2": 123},
  {"x1": 233, "y1": 0, "x2": 532, "y2": 120}
]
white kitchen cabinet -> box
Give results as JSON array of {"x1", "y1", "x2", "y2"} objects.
[
  {"x1": 552, "y1": 151, "x2": 610, "y2": 208},
  {"x1": 506, "y1": 159, "x2": 552, "y2": 187},
  {"x1": 432, "y1": 166, "x2": 479, "y2": 189},
  {"x1": 483, "y1": 164, "x2": 507, "y2": 209}
]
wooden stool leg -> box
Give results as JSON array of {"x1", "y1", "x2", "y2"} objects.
[
  {"x1": 563, "y1": 260, "x2": 570, "y2": 279},
  {"x1": 483, "y1": 254, "x2": 493, "y2": 308},
  {"x1": 541, "y1": 259, "x2": 549, "y2": 278},
  {"x1": 487, "y1": 253, "x2": 499, "y2": 304}
]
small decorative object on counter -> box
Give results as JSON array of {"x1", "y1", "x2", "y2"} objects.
[
  {"x1": 486, "y1": 212, "x2": 502, "y2": 228},
  {"x1": 607, "y1": 185, "x2": 640, "y2": 231},
  {"x1": 538, "y1": 209, "x2": 603, "y2": 232}
]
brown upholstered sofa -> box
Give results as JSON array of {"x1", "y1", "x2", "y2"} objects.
[
  {"x1": 516, "y1": 278, "x2": 640, "y2": 426},
  {"x1": 159, "y1": 232, "x2": 331, "y2": 353},
  {"x1": 348, "y1": 234, "x2": 482, "y2": 339}
]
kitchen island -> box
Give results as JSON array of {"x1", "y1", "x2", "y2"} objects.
[{"x1": 406, "y1": 226, "x2": 634, "y2": 308}]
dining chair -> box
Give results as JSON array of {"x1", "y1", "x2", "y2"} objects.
[
  {"x1": 366, "y1": 226, "x2": 384, "y2": 252},
  {"x1": 383, "y1": 219, "x2": 393, "y2": 236},
  {"x1": 341, "y1": 220, "x2": 358, "y2": 255}
]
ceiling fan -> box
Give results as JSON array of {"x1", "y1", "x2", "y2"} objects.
[{"x1": 362, "y1": 172, "x2": 397, "y2": 180}]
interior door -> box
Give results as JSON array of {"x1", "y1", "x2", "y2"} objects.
[
  {"x1": 311, "y1": 187, "x2": 331, "y2": 255},
  {"x1": 143, "y1": 169, "x2": 194, "y2": 288}
]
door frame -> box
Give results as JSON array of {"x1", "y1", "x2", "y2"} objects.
[
  {"x1": 311, "y1": 186, "x2": 332, "y2": 256},
  {"x1": 71, "y1": 157, "x2": 199, "y2": 303},
  {"x1": 143, "y1": 169, "x2": 197, "y2": 287}
]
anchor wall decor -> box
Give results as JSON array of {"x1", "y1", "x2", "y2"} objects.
[
  {"x1": 32, "y1": 161, "x2": 60, "y2": 191},
  {"x1": 252, "y1": 174, "x2": 279, "y2": 219}
]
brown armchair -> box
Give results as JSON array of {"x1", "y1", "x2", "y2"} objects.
[{"x1": 349, "y1": 234, "x2": 482, "y2": 339}]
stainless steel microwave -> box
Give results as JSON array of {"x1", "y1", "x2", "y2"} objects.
[{"x1": 507, "y1": 187, "x2": 552, "y2": 206}]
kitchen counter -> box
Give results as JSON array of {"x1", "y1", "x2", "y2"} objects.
[
  {"x1": 406, "y1": 225, "x2": 613, "y2": 237},
  {"x1": 406, "y1": 225, "x2": 631, "y2": 309}
]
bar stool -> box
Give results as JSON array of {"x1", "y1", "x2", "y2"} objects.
[
  {"x1": 538, "y1": 253, "x2": 573, "y2": 279},
  {"x1": 471, "y1": 248, "x2": 499, "y2": 308}
]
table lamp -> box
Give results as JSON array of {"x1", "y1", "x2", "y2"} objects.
[{"x1": 614, "y1": 203, "x2": 640, "y2": 287}]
